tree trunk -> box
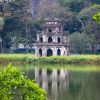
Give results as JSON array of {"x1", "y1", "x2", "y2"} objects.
[{"x1": 91, "y1": 44, "x2": 96, "y2": 53}]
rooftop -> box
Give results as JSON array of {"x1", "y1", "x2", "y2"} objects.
[{"x1": 44, "y1": 17, "x2": 61, "y2": 22}]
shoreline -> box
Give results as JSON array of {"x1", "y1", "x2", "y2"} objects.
[{"x1": 0, "y1": 54, "x2": 100, "y2": 65}]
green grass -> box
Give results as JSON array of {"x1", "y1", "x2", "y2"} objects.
[
  {"x1": 0, "y1": 54, "x2": 36, "y2": 64},
  {"x1": 0, "y1": 54, "x2": 100, "y2": 64}
]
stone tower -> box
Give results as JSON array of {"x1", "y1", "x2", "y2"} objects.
[{"x1": 35, "y1": 18, "x2": 69, "y2": 57}]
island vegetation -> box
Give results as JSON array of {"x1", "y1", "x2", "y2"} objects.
[
  {"x1": 0, "y1": 0, "x2": 100, "y2": 65},
  {"x1": 0, "y1": 54, "x2": 100, "y2": 65}
]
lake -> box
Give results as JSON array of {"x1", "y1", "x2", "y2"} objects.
[{"x1": 0, "y1": 64, "x2": 100, "y2": 100}]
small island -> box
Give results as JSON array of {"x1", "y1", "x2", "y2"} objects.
[{"x1": 0, "y1": 0, "x2": 100, "y2": 100}]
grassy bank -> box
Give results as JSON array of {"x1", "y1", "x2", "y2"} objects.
[
  {"x1": 0, "y1": 54, "x2": 100, "y2": 65},
  {"x1": 0, "y1": 54, "x2": 36, "y2": 64}
]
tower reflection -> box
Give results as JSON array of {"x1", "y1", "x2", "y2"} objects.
[{"x1": 35, "y1": 67, "x2": 69, "y2": 99}]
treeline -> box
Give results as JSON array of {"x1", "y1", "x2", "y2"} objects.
[
  {"x1": 0, "y1": 0, "x2": 100, "y2": 54},
  {"x1": 52, "y1": 0, "x2": 100, "y2": 54},
  {"x1": 0, "y1": 0, "x2": 37, "y2": 53}
]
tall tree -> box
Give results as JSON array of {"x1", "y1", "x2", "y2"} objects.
[
  {"x1": 78, "y1": 4, "x2": 100, "y2": 52},
  {"x1": 0, "y1": 0, "x2": 36, "y2": 52},
  {"x1": 70, "y1": 32, "x2": 91, "y2": 54}
]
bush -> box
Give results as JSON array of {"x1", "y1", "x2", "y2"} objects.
[{"x1": 0, "y1": 64, "x2": 46, "y2": 100}]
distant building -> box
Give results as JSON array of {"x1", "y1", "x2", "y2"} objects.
[{"x1": 35, "y1": 18, "x2": 70, "y2": 57}]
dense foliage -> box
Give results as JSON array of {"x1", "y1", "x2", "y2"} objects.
[
  {"x1": 70, "y1": 32, "x2": 91, "y2": 54},
  {"x1": 0, "y1": 0, "x2": 100, "y2": 54},
  {"x1": 0, "y1": 64, "x2": 46, "y2": 100},
  {"x1": 93, "y1": 12, "x2": 100, "y2": 24},
  {"x1": 0, "y1": 0, "x2": 37, "y2": 52}
]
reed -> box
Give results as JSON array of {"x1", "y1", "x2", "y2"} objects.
[{"x1": 0, "y1": 54, "x2": 100, "y2": 64}]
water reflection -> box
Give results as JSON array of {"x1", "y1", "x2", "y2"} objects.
[
  {"x1": 23, "y1": 65, "x2": 100, "y2": 100},
  {"x1": 35, "y1": 68, "x2": 69, "y2": 99},
  {"x1": 1, "y1": 64, "x2": 100, "y2": 100}
]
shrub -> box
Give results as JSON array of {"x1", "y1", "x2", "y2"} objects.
[{"x1": 0, "y1": 64, "x2": 46, "y2": 100}]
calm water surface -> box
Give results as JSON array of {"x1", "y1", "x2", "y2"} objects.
[{"x1": 1, "y1": 64, "x2": 100, "y2": 100}]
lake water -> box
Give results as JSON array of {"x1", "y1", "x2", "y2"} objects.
[{"x1": 1, "y1": 64, "x2": 100, "y2": 100}]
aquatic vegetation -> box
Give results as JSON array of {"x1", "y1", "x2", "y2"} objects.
[{"x1": 0, "y1": 54, "x2": 100, "y2": 64}]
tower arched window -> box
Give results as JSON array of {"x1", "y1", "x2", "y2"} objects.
[
  {"x1": 48, "y1": 36, "x2": 53, "y2": 43},
  {"x1": 57, "y1": 49, "x2": 61, "y2": 56},
  {"x1": 39, "y1": 48, "x2": 42, "y2": 57},
  {"x1": 58, "y1": 37, "x2": 61, "y2": 43},
  {"x1": 40, "y1": 37, "x2": 43, "y2": 42},
  {"x1": 48, "y1": 29, "x2": 52, "y2": 33},
  {"x1": 47, "y1": 48, "x2": 53, "y2": 56}
]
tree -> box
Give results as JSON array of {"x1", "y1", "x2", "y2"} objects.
[
  {"x1": 78, "y1": 4, "x2": 100, "y2": 21},
  {"x1": 70, "y1": 32, "x2": 91, "y2": 54},
  {"x1": 63, "y1": 16, "x2": 82, "y2": 33},
  {"x1": 57, "y1": 0, "x2": 92, "y2": 12},
  {"x1": 0, "y1": 0, "x2": 37, "y2": 51},
  {"x1": 0, "y1": 64, "x2": 46, "y2": 100},
  {"x1": 45, "y1": 6, "x2": 82, "y2": 33},
  {"x1": 78, "y1": 4, "x2": 100, "y2": 52},
  {"x1": 93, "y1": 12, "x2": 100, "y2": 24}
]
